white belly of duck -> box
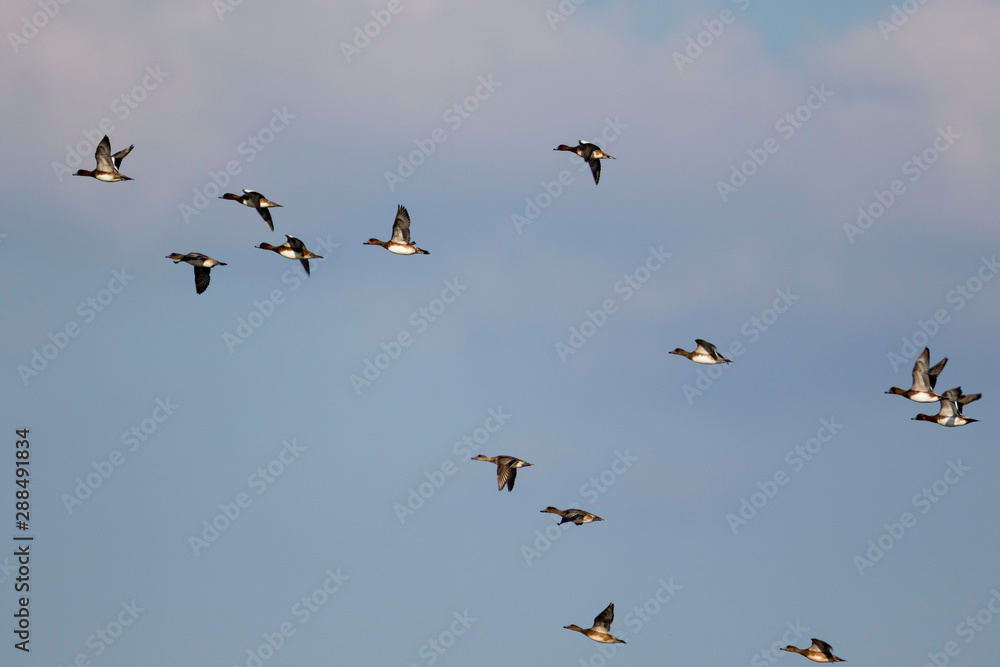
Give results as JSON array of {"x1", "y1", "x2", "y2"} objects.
[
  {"x1": 691, "y1": 355, "x2": 720, "y2": 364},
  {"x1": 388, "y1": 244, "x2": 418, "y2": 255}
]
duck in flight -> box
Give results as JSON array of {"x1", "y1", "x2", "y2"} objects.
[
  {"x1": 256, "y1": 235, "x2": 323, "y2": 275},
  {"x1": 912, "y1": 386, "x2": 981, "y2": 427},
  {"x1": 554, "y1": 140, "x2": 615, "y2": 185},
  {"x1": 74, "y1": 135, "x2": 134, "y2": 182},
  {"x1": 886, "y1": 347, "x2": 947, "y2": 402},
  {"x1": 471, "y1": 455, "x2": 532, "y2": 491},
  {"x1": 364, "y1": 205, "x2": 429, "y2": 255},
  {"x1": 166, "y1": 253, "x2": 226, "y2": 294},
  {"x1": 220, "y1": 190, "x2": 283, "y2": 231},
  {"x1": 564, "y1": 603, "x2": 626, "y2": 644},
  {"x1": 541, "y1": 507, "x2": 605, "y2": 525},
  {"x1": 670, "y1": 339, "x2": 732, "y2": 365},
  {"x1": 780, "y1": 638, "x2": 845, "y2": 662}
]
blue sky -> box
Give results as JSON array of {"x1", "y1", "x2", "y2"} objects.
[{"x1": 3, "y1": 0, "x2": 1000, "y2": 665}]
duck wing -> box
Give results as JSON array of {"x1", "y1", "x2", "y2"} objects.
[
  {"x1": 593, "y1": 603, "x2": 615, "y2": 633},
  {"x1": 391, "y1": 205, "x2": 412, "y2": 243},
  {"x1": 94, "y1": 136, "x2": 115, "y2": 172},
  {"x1": 194, "y1": 266, "x2": 212, "y2": 294},
  {"x1": 110, "y1": 143, "x2": 133, "y2": 171},
  {"x1": 256, "y1": 206, "x2": 274, "y2": 231},
  {"x1": 910, "y1": 348, "x2": 932, "y2": 391}
]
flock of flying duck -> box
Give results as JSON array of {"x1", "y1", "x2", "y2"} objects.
[
  {"x1": 74, "y1": 136, "x2": 612, "y2": 294},
  {"x1": 74, "y1": 135, "x2": 434, "y2": 294},
  {"x1": 672, "y1": 339, "x2": 982, "y2": 429},
  {"x1": 470, "y1": 354, "x2": 869, "y2": 657},
  {"x1": 76, "y1": 130, "x2": 975, "y2": 661},
  {"x1": 885, "y1": 346, "x2": 982, "y2": 427}
]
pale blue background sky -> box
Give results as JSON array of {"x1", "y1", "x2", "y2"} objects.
[{"x1": 3, "y1": 1, "x2": 1000, "y2": 665}]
